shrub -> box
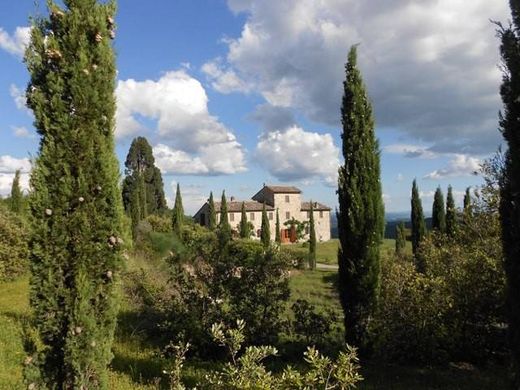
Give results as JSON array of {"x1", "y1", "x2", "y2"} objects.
[
  {"x1": 0, "y1": 205, "x2": 28, "y2": 280},
  {"x1": 281, "y1": 245, "x2": 308, "y2": 269},
  {"x1": 291, "y1": 299, "x2": 338, "y2": 347},
  {"x1": 146, "y1": 214, "x2": 172, "y2": 233}
]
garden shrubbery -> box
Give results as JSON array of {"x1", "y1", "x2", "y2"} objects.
[{"x1": 0, "y1": 204, "x2": 28, "y2": 281}]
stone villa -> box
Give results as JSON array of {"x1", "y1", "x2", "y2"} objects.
[{"x1": 194, "y1": 185, "x2": 331, "y2": 242}]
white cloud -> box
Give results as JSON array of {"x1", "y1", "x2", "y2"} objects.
[
  {"x1": 0, "y1": 26, "x2": 31, "y2": 58},
  {"x1": 208, "y1": 0, "x2": 508, "y2": 154},
  {"x1": 168, "y1": 181, "x2": 209, "y2": 215},
  {"x1": 255, "y1": 125, "x2": 339, "y2": 185},
  {"x1": 0, "y1": 155, "x2": 31, "y2": 174},
  {"x1": 12, "y1": 126, "x2": 33, "y2": 138},
  {"x1": 384, "y1": 144, "x2": 438, "y2": 159},
  {"x1": 0, "y1": 173, "x2": 30, "y2": 197},
  {"x1": 424, "y1": 154, "x2": 481, "y2": 180},
  {"x1": 10, "y1": 84, "x2": 28, "y2": 112},
  {"x1": 201, "y1": 60, "x2": 251, "y2": 94},
  {"x1": 116, "y1": 70, "x2": 247, "y2": 175}
]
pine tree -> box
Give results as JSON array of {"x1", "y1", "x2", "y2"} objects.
[
  {"x1": 239, "y1": 201, "x2": 250, "y2": 238},
  {"x1": 172, "y1": 183, "x2": 184, "y2": 236},
  {"x1": 411, "y1": 179, "x2": 426, "y2": 266},
  {"x1": 498, "y1": 8, "x2": 520, "y2": 384},
  {"x1": 260, "y1": 203, "x2": 270, "y2": 247},
  {"x1": 218, "y1": 191, "x2": 231, "y2": 245},
  {"x1": 275, "y1": 209, "x2": 281, "y2": 244},
  {"x1": 446, "y1": 185, "x2": 457, "y2": 238},
  {"x1": 431, "y1": 186, "x2": 446, "y2": 233},
  {"x1": 395, "y1": 221, "x2": 406, "y2": 256},
  {"x1": 24, "y1": 1, "x2": 124, "y2": 387},
  {"x1": 337, "y1": 46, "x2": 384, "y2": 350},
  {"x1": 308, "y1": 202, "x2": 317, "y2": 270},
  {"x1": 208, "y1": 191, "x2": 216, "y2": 231},
  {"x1": 9, "y1": 169, "x2": 23, "y2": 214}
]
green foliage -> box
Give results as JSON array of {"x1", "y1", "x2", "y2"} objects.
[
  {"x1": 283, "y1": 218, "x2": 307, "y2": 242},
  {"x1": 9, "y1": 170, "x2": 24, "y2": 214},
  {"x1": 0, "y1": 205, "x2": 28, "y2": 281},
  {"x1": 411, "y1": 179, "x2": 426, "y2": 268},
  {"x1": 260, "y1": 203, "x2": 270, "y2": 247},
  {"x1": 275, "y1": 210, "x2": 281, "y2": 245},
  {"x1": 208, "y1": 192, "x2": 216, "y2": 231},
  {"x1": 337, "y1": 46, "x2": 384, "y2": 350},
  {"x1": 308, "y1": 202, "x2": 317, "y2": 270},
  {"x1": 239, "y1": 202, "x2": 251, "y2": 239},
  {"x1": 24, "y1": 1, "x2": 125, "y2": 387},
  {"x1": 291, "y1": 299, "x2": 337, "y2": 346},
  {"x1": 497, "y1": 9, "x2": 520, "y2": 384},
  {"x1": 446, "y1": 185, "x2": 457, "y2": 238},
  {"x1": 145, "y1": 214, "x2": 172, "y2": 233},
  {"x1": 395, "y1": 221, "x2": 406, "y2": 257},
  {"x1": 432, "y1": 186, "x2": 446, "y2": 233},
  {"x1": 218, "y1": 191, "x2": 231, "y2": 245},
  {"x1": 172, "y1": 183, "x2": 184, "y2": 236},
  {"x1": 463, "y1": 187, "x2": 471, "y2": 215},
  {"x1": 280, "y1": 245, "x2": 308, "y2": 269}
]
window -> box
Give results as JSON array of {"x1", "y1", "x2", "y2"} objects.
[
  {"x1": 230, "y1": 213, "x2": 234, "y2": 222},
  {"x1": 285, "y1": 195, "x2": 290, "y2": 203},
  {"x1": 286, "y1": 211, "x2": 290, "y2": 220},
  {"x1": 250, "y1": 212, "x2": 255, "y2": 221},
  {"x1": 269, "y1": 212, "x2": 273, "y2": 220},
  {"x1": 320, "y1": 211, "x2": 324, "y2": 218}
]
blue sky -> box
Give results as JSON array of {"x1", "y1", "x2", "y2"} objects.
[{"x1": 0, "y1": 0, "x2": 509, "y2": 215}]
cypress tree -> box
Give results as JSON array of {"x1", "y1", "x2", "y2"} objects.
[
  {"x1": 9, "y1": 169, "x2": 23, "y2": 214},
  {"x1": 446, "y1": 185, "x2": 457, "y2": 238},
  {"x1": 431, "y1": 186, "x2": 446, "y2": 233},
  {"x1": 218, "y1": 190, "x2": 231, "y2": 245},
  {"x1": 395, "y1": 221, "x2": 406, "y2": 257},
  {"x1": 275, "y1": 209, "x2": 281, "y2": 244},
  {"x1": 308, "y1": 202, "x2": 317, "y2": 270},
  {"x1": 411, "y1": 179, "x2": 426, "y2": 264},
  {"x1": 260, "y1": 202, "x2": 270, "y2": 247},
  {"x1": 463, "y1": 187, "x2": 472, "y2": 216},
  {"x1": 498, "y1": 8, "x2": 520, "y2": 384},
  {"x1": 337, "y1": 46, "x2": 384, "y2": 350},
  {"x1": 24, "y1": 1, "x2": 124, "y2": 387},
  {"x1": 239, "y1": 201, "x2": 250, "y2": 238},
  {"x1": 208, "y1": 191, "x2": 216, "y2": 231},
  {"x1": 172, "y1": 183, "x2": 184, "y2": 236}
]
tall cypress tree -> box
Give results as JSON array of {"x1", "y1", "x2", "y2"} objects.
[
  {"x1": 208, "y1": 191, "x2": 216, "y2": 231},
  {"x1": 9, "y1": 169, "x2": 23, "y2": 214},
  {"x1": 308, "y1": 202, "x2": 317, "y2": 270},
  {"x1": 446, "y1": 185, "x2": 456, "y2": 238},
  {"x1": 411, "y1": 179, "x2": 426, "y2": 263},
  {"x1": 395, "y1": 221, "x2": 406, "y2": 257},
  {"x1": 239, "y1": 201, "x2": 250, "y2": 238},
  {"x1": 431, "y1": 186, "x2": 446, "y2": 233},
  {"x1": 275, "y1": 209, "x2": 281, "y2": 244},
  {"x1": 24, "y1": 1, "x2": 124, "y2": 387},
  {"x1": 463, "y1": 187, "x2": 472, "y2": 216},
  {"x1": 218, "y1": 190, "x2": 231, "y2": 245},
  {"x1": 172, "y1": 183, "x2": 184, "y2": 236},
  {"x1": 260, "y1": 203, "x2": 270, "y2": 247},
  {"x1": 337, "y1": 46, "x2": 384, "y2": 350},
  {"x1": 498, "y1": 7, "x2": 520, "y2": 384}
]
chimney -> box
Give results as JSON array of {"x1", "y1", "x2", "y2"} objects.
[{"x1": 230, "y1": 196, "x2": 235, "y2": 202}]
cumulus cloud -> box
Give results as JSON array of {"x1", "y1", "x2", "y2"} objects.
[
  {"x1": 424, "y1": 154, "x2": 481, "y2": 179},
  {"x1": 255, "y1": 126, "x2": 339, "y2": 185},
  {"x1": 384, "y1": 144, "x2": 438, "y2": 159},
  {"x1": 248, "y1": 103, "x2": 295, "y2": 131},
  {"x1": 116, "y1": 70, "x2": 247, "y2": 175},
  {"x1": 168, "y1": 181, "x2": 209, "y2": 215},
  {"x1": 0, "y1": 155, "x2": 31, "y2": 174},
  {"x1": 12, "y1": 126, "x2": 33, "y2": 138},
  {"x1": 206, "y1": 0, "x2": 508, "y2": 154},
  {"x1": 0, "y1": 26, "x2": 31, "y2": 58},
  {"x1": 0, "y1": 173, "x2": 30, "y2": 197},
  {"x1": 10, "y1": 84, "x2": 29, "y2": 112},
  {"x1": 201, "y1": 60, "x2": 251, "y2": 93}
]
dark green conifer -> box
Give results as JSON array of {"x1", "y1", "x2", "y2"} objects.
[
  {"x1": 275, "y1": 209, "x2": 281, "y2": 244},
  {"x1": 411, "y1": 179, "x2": 426, "y2": 267},
  {"x1": 395, "y1": 221, "x2": 406, "y2": 256},
  {"x1": 9, "y1": 169, "x2": 23, "y2": 214},
  {"x1": 208, "y1": 191, "x2": 216, "y2": 231},
  {"x1": 498, "y1": 8, "x2": 520, "y2": 384},
  {"x1": 446, "y1": 185, "x2": 457, "y2": 238},
  {"x1": 218, "y1": 191, "x2": 231, "y2": 245},
  {"x1": 337, "y1": 46, "x2": 384, "y2": 350},
  {"x1": 308, "y1": 202, "x2": 317, "y2": 270},
  {"x1": 463, "y1": 187, "x2": 472, "y2": 216},
  {"x1": 260, "y1": 203, "x2": 270, "y2": 247},
  {"x1": 239, "y1": 202, "x2": 250, "y2": 238},
  {"x1": 172, "y1": 183, "x2": 184, "y2": 236},
  {"x1": 24, "y1": 1, "x2": 124, "y2": 387},
  {"x1": 432, "y1": 186, "x2": 446, "y2": 233}
]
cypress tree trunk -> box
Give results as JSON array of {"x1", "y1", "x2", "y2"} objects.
[
  {"x1": 239, "y1": 201, "x2": 250, "y2": 238},
  {"x1": 308, "y1": 202, "x2": 317, "y2": 270},
  {"x1": 172, "y1": 183, "x2": 184, "y2": 236},
  {"x1": 275, "y1": 209, "x2": 281, "y2": 244},
  {"x1": 24, "y1": 1, "x2": 124, "y2": 387},
  {"x1": 498, "y1": 8, "x2": 520, "y2": 385},
  {"x1": 411, "y1": 179, "x2": 426, "y2": 266},
  {"x1": 10, "y1": 169, "x2": 23, "y2": 214},
  {"x1": 395, "y1": 221, "x2": 406, "y2": 257},
  {"x1": 261, "y1": 203, "x2": 270, "y2": 247},
  {"x1": 432, "y1": 186, "x2": 446, "y2": 233},
  {"x1": 446, "y1": 185, "x2": 457, "y2": 238},
  {"x1": 208, "y1": 191, "x2": 216, "y2": 231},
  {"x1": 337, "y1": 46, "x2": 384, "y2": 350}
]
